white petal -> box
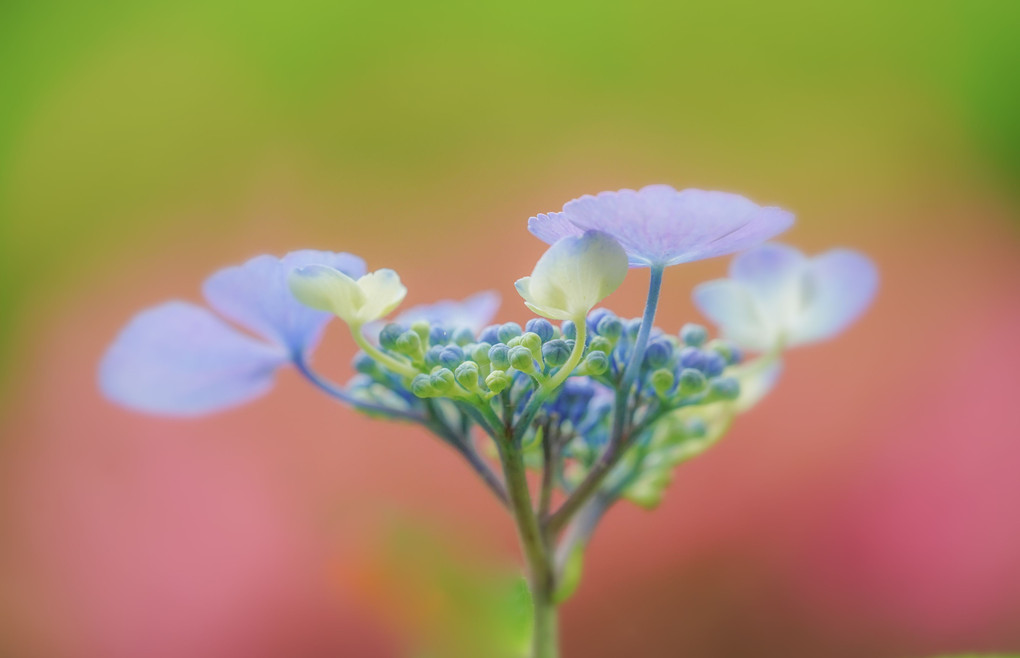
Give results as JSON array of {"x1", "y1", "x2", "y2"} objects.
[
  {"x1": 692, "y1": 279, "x2": 776, "y2": 352},
  {"x1": 790, "y1": 249, "x2": 878, "y2": 345},
  {"x1": 355, "y1": 269, "x2": 407, "y2": 324},
  {"x1": 288, "y1": 265, "x2": 364, "y2": 324}
]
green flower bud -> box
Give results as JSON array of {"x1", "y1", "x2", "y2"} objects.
[
  {"x1": 509, "y1": 345, "x2": 537, "y2": 372},
  {"x1": 429, "y1": 368, "x2": 457, "y2": 395},
  {"x1": 680, "y1": 323, "x2": 709, "y2": 347},
  {"x1": 588, "y1": 336, "x2": 613, "y2": 354},
  {"x1": 455, "y1": 361, "x2": 480, "y2": 391},
  {"x1": 677, "y1": 368, "x2": 707, "y2": 397},
  {"x1": 488, "y1": 344, "x2": 511, "y2": 370},
  {"x1": 706, "y1": 339, "x2": 734, "y2": 363},
  {"x1": 410, "y1": 374, "x2": 435, "y2": 398},
  {"x1": 485, "y1": 369, "x2": 512, "y2": 394},
  {"x1": 650, "y1": 369, "x2": 675, "y2": 396},
  {"x1": 709, "y1": 377, "x2": 740, "y2": 401},
  {"x1": 506, "y1": 336, "x2": 523, "y2": 348},
  {"x1": 579, "y1": 350, "x2": 609, "y2": 376},
  {"x1": 519, "y1": 332, "x2": 543, "y2": 359},
  {"x1": 411, "y1": 320, "x2": 431, "y2": 346},
  {"x1": 395, "y1": 330, "x2": 423, "y2": 360},
  {"x1": 470, "y1": 342, "x2": 492, "y2": 366}
]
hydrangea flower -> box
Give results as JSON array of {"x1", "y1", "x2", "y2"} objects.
[
  {"x1": 515, "y1": 230, "x2": 628, "y2": 321},
  {"x1": 529, "y1": 184, "x2": 794, "y2": 268},
  {"x1": 99, "y1": 250, "x2": 366, "y2": 415},
  {"x1": 693, "y1": 242, "x2": 879, "y2": 352},
  {"x1": 288, "y1": 266, "x2": 407, "y2": 328}
]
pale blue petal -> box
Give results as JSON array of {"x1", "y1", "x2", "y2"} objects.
[
  {"x1": 538, "y1": 185, "x2": 794, "y2": 268},
  {"x1": 203, "y1": 250, "x2": 366, "y2": 355},
  {"x1": 528, "y1": 212, "x2": 583, "y2": 245},
  {"x1": 394, "y1": 290, "x2": 501, "y2": 332},
  {"x1": 729, "y1": 243, "x2": 808, "y2": 319},
  {"x1": 99, "y1": 302, "x2": 288, "y2": 416},
  {"x1": 791, "y1": 249, "x2": 878, "y2": 345},
  {"x1": 692, "y1": 279, "x2": 776, "y2": 352}
]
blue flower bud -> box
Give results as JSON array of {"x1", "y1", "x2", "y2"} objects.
[
  {"x1": 525, "y1": 318, "x2": 555, "y2": 343},
  {"x1": 542, "y1": 339, "x2": 571, "y2": 367},
  {"x1": 706, "y1": 339, "x2": 739, "y2": 365},
  {"x1": 519, "y1": 332, "x2": 543, "y2": 358},
  {"x1": 424, "y1": 345, "x2": 445, "y2": 369},
  {"x1": 650, "y1": 368, "x2": 675, "y2": 396},
  {"x1": 353, "y1": 352, "x2": 378, "y2": 375},
  {"x1": 703, "y1": 352, "x2": 726, "y2": 377},
  {"x1": 677, "y1": 368, "x2": 707, "y2": 396},
  {"x1": 588, "y1": 336, "x2": 612, "y2": 354},
  {"x1": 479, "y1": 324, "x2": 500, "y2": 344},
  {"x1": 643, "y1": 340, "x2": 673, "y2": 369},
  {"x1": 497, "y1": 322, "x2": 523, "y2": 343},
  {"x1": 678, "y1": 346, "x2": 706, "y2": 371},
  {"x1": 439, "y1": 345, "x2": 465, "y2": 370},
  {"x1": 395, "y1": 330, "x2": 423, "y2": 359},
  {"x1": 709, "y1": 377, "x2": 740, "y2": 400},
  {"x1": 452, "y1": 326, "x2": 475, "y2": 346},
  {"x1": 455, "y1": 361, "x2": 480, "y2": 390},
  {"x1": 562, "y1": 320, "x2": 577, "y2": 340},
  {"x1": 470, "y1": 342, "x2": 492, "y2": 365},
  {"x1": 586, "y1": 308, "x2": 613, "y2": 331},
  {"x1": 410, "y1": 374, "x2": 434, "y2": 398},
  {"x1": 509, "y1": 345, "x2": 536, "y2": 372},
  {"x1": 429, "y1": 368, "x2": 456, "y2": 395},
  {"x1": 378, "y1": 323, "x2": 405, "y2": 351},
  {"x1": 579, "y1": 350, "x2": 609, "y2": 376},
  {"x1": 485, "y1": 369, "x2": 511, "y2": 394},
  {"x1": 680, "y1": 323, "x2": 708, "y2": 347},
  {"x1": 596, "y1": 315, "x2": 623, "y2": 342},
  {"x1": 488, "y1": 343, "x2": 511, "y2": 370},
  {"x1": 429, "y1": 325, "x2": 450, "y2": 346},
  {"x1": 625, "y1": 318, "x2": 642, "y2": 337}
]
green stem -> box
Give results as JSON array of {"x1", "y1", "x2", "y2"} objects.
[{"x1": 349, "y1": 323, "x2": 419, "y2": 379}]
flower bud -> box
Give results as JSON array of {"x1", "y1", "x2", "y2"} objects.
[
  {"x1": 378, "y1": 323, "x2": 405, "y2": 351},
  {"x1": 706, "y1": 339, "x2": 738, "y2": 364},
  {"x1": 542, "y1": 339, "x2": 571, "y2": 367},
  {"x1": 288, "y1": 266, "x2": 406, "y2": 326},
  {"x1": 680, "y1": 323, "x2": 708, "y2": 347},
  {"x1": 429, "y1": 325, "x2": 450, "y2": 346},
  {"x1": 702, "y1": 352, "x2": 726, "y2": 377},
  {"x1": 424, "y1": 345, "x2": 444, "y2": 369},
  {"x1": 429, "y1": 368, "x2": 456, "y2": 395},
  {"x1": 588, "y1": 336, "x2": 612, "y2": 354},
  {"x1": 578, "y1": 350, "x2": 609, "y2": 376},
  {"x1": 411, "y1": 320, "x2": 431, "y2": 346},
  {"x1": 596, "y1": 315, "x2": 623, "y2": 342},
  {"x1": 525, "y1": 318, "x2": 555, "y2": 342},
  {"x1": 452, "y1": 327, "x2": 475, "y2": 346},
  {"x1": 488, "y1": 343, "x2": 511, "y2": 370},
  {"x1": 677, "y1": 368, "x2": 707, "y2": 397},
  {"x1": 470, "y1": 342, "x2": 492, "y2": 366},
  {"x1": 509, "y1": 345, "x2": 537, "y2": 372},
  {"x1": 562, "y1": 320, "x2": 577, "y2": 340},
  {"x1": 519, "y1": 332, "x2": 543, "y2": 359},
  {"x1": 439, "y1": 345, "x2": 465, "y2": 370},
  {"x1": 395, "y1": 330, "x2": 423, "y2": 360},
  {"x1": 650, "y1": 368, "x2": 675, "y2": 396},
  {"x1": 709, "y1": 377, "x2": 740, "y2": 401},
  {"x1": 353, "y1": 352, "x2": 378, "y2": 375},
  {"x1": 485, "y1": 369, "x2": 512, "y2": 394},
  {"x1": 497, "y1": 322, "x2": 523, "y2": 344},
  {"x1": 586, "y1": 308, "x2": 613, "y2": 331},
  {"x1": 478, "y1": 325, "x2": 500, "y2": 344},
  {"x1": 643, "y1": 340, "x2": 673, "y2": 369},
  {"x1": 410, "y1": 374, "x2": 435, "y2": 398},
  {"x1": 678, "y1": 346, "x2": 706, "y2": 371},
  {"x1": 455, "y1": 361, "x2": 480, "y2": 391}
]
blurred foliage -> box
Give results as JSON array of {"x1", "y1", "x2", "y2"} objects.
[
  {"x1": 341, "y1": 520, "x2": 532, "y2": 658},
  {"x1": 1, "y1": 0, "x2": 1019, "y2": 397}
]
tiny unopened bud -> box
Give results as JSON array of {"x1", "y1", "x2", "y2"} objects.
[
  {"x1": 579, "y1": 350, "x2": 609, "y2": 376},
  {"x1": 429, "y1": 368, "x2": 456, "y2": 395},
  {"x1": 542, "y1": 339, "x2": 571, "y2": 367},
  {"x1": 455, "y1": 361, "x2": 480, "y2": 390},
  {"x1": 702, "y1": 352, "x2": 726, "y2": 378},
  {"x1": 485, "y1": 369, "x2": 511, "y2": 394},
  {"x1": 411, "y1": 320, "x2": 431, "y2": 346},
  {"x1": 561, "y1": 320, "x2": 577, "y2": 340},
  {"x1": 650, "y1": 368, "x2": 674, "y2": 395},
  {"x1": 470, "y1": 342, "x2": 492, "y2": 366},
  {"x1": 709, "y1": 377, "x2": 740, "y2": 401},
  {"x1": 677, "y1": 368, "x2": 707, "y2": 397},
  {"x1": 596, "y1": 315, "x2": 623, "y2": 342},
  {"x1": 478, "y1": 325, "x2": 500, "y2": 344},
  {"x1": 588, "y1": 336, "x2": 612, "y2": 354},
  {"x1": 509, "y1": 345, "x2": 537, "y2": 372},
  {"x1": 678, "y1": 346, "x2": 706, "y2": 371},
  {"x1": 378, "y1": 323, "x2": 405, "y2": 351},
  {"x1": 525, "y1": 318, "x2": 555, "y2": 342},
  {"x1": 439, "y1": 346, "x2": 465, "y2": 370},
  {"x1": 452, "y1": 327, "x2": 475, "y2": 346},
  {"x1": 680, "y1": 323, "x2": 708, "y2": 347},
  {"x1": 353, "y1": 352, "x2": 378, "y2": 375},
  {"x1": 488, "y1": 343, "x2": 511, "y2": 370},
  {"x1": 429, "y1": 325, "x2": 449, "y2": 346},
  {"x1": 497, "y1": 322, "x2": 523, "y2": 344},
  {"x1": 395, "y1": 330, "x2": 423, "y2": 359},
  {"x1": 519, "y1": 332, "x2": 543, "y2": 358},
  {"x1": 410, "y1": 374, "x2": 435, "y2": 398},
  {"x1": 643, "y1": 340, "x2": 673, "y2": 369},
  {"x1": 424, "y1": 345, "x2": 444, "y2": 369}
]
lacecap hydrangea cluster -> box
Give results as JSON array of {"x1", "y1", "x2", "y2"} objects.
[{"x1": 99, "y1": 184, "x2": 878, "y2": 584}]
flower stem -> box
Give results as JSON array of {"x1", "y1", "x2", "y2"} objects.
[{"x1": 349, "y1": 324, "x2": 420, "y2": 379}]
